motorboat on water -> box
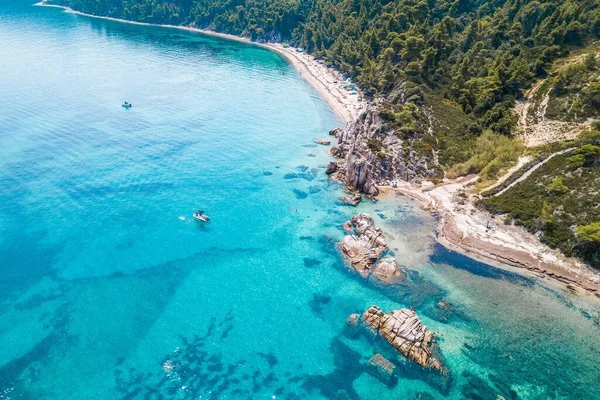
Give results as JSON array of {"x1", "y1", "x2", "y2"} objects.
[
  {"x1": 193, "y1": 210, "x2": 211, "y2": 222},
  {"x1": 122, "y1": 101, "x2": 132, "y2": 108}
]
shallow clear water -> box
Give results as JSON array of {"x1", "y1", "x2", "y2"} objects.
[{"x1": 1, "y1": 2, "x2": 600, "y2": 399}]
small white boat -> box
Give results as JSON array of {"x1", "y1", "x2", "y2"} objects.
[
  {"x1": 122, "y1": 101, "x2": 132, "y2": 108},
  {"x1": 193, "y1": 210, "x2": 210, "y2": 222}
]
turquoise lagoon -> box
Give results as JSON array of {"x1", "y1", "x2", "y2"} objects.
[{"x1": 1, "y1": 1, "x2": 600, "y2": 399}]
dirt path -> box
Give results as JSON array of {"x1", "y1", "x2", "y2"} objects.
[
  {"x1": 479, "y1": 156, "x2": 531, "y2": 194},
  {"x1": 515, "y1": 53, "x2": 594, "y2": 147},
  {"x1": 493, "y1": 148, "x2": 574, "y2": 197}
]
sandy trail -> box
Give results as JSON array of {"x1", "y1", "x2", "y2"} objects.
[
  {"x1": 515, "y1": 52, "x2": 594, "y2": 147},
  {"x1": 492, "y1": 148, "x2": 574, "y2": 197}
]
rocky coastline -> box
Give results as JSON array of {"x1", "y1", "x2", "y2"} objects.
[
  {"x1": 326, "y1": 106, "x2": 600, "y2": 298},
  {"x1": 328, "y1": 106, "x2": 434, "y2": 196}
]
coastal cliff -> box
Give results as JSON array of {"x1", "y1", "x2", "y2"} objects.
[{"x1": 330, "y1": 106, "x2": 437, "y2": 196}]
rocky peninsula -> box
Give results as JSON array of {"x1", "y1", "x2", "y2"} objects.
[{"x1": 328, "y1": 107, "x2": 600, "y2": 298}]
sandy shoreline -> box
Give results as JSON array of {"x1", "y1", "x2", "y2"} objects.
[
  {"x1": 379, "y1": 180, "x2": 600, "y2": 298},
  {"x1": 35, "y1": 2, "x2": 365, "y2": 125}
]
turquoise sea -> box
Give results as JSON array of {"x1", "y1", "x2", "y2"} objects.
[{"x1": 1, "y1": 1, "x2": 600, "y2": 399}]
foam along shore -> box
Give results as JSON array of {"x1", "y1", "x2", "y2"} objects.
[
  {"x1": 34, "y1": 2, "x2": 366, "y2": 125},
  {"x1": 379, "y1": 179, "x2": 600, "y2": 299}
]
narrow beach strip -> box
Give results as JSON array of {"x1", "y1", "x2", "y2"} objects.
[{"x1": 34, "y1": 2, "x2": 366, "y2": 125}]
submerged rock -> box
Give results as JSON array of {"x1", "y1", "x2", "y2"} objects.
[
  {"x1": 283, "y1": 172, "x2": 299, "y2": 180},
  {"x1": 308, "y1": 185, "x2": 322, "y2": 194},
  {"x1": 315, "y1": 138, "x2": 331, "y2": 146},
  {"x1": 338, "y1": 192, "x2": 361, "y2": 206},
  {"x1": 347, "y1": 313, "x2": 360, "y2": 327},
  {"x1": 362, "y1": 306, "x2": 441, "y2": 370},
  {"x1": 344, "y1": 313, "x2": 361, "y2": 339},
  {"x1": 366, "y1": 353, "x2": 396, "y2": 385},
  {"x1": 293, "y1": 188, "x2": 308, "y2": 199}
]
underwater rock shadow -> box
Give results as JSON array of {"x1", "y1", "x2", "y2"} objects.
[
  {"x1": 430, "y1": 243, "x2": 535, "y2": 287},
  {"x1": 113, "y1": 312, "x2": 308, "y2": 399}
]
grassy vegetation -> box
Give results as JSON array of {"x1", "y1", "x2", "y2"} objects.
[
  {"x1": 446, "y1": 131, "x2": 524, "y2": 183},
  {"x1": 480, "y1": 131, "x2": 600, "y2": 267}
]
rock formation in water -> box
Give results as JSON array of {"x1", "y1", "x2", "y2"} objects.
[
  {"x1": 329, "y1": 106, "x2": 436, "y2": 195},
  {"x1": 370, "y1": 257, "x2": 405, "y2": 283},
  {"x1": 325, "y1": 161, "x2": 338, "y2": 175},
  {"x1": 340, "y1": 213, "x2": 388, "y2": 276},
  {"x1": 315, "y1": 138, "x2": 331, "y2": 145},
  {"x1": 339, "y1": 213, "x2": 404, "y2": 284},
  {"x1": 362, "y1": 306, "x2": 441, "y2": 370}
]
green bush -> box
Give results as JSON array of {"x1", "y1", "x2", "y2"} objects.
[
  {"x1": 576, "y1": 222, "x2": 600, "y2": 243},
  {"x1": 546, "y1": 176, "x2": 569, "y2": 194},
  {"x1": 446, "y1": 131, "x2": 523, "y2": 180}
]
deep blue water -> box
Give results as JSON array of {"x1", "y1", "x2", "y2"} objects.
[{"x1": 1, "y1": 1, "x2": 600, "y2": 399}]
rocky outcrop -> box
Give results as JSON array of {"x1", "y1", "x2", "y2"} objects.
[
  {"x1": 339, "y1": 214, "x2": 388, "y2": 277},
  {"x1": 362, "y1": 306, "x2": 441, "y2": 370},
  {"x1": 370, "y1": 257, "x2": 405, "y2": 283},
  {"x1": 315, "y1": 138, "x2": 331, "y2": 146},
  {"x1": 339, "y1": 214, "x2": 404, "y2": 283},
  {"x1": 330, "y1": 106, "x2": 435, "y2": 195},
  {"x1": 325, "y1": 161, "x2": 338, "y2": 175},
  {"x1": 345, "y1": 157, "x2": 380, "y2": 196}
]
